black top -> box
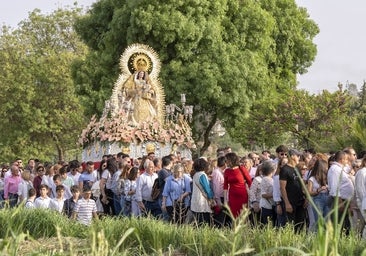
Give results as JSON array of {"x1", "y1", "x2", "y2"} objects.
[
  {"x1": 157, "y1": 168, "x2": 171, "y2": 196},
  {"x1": 279, "y1": 164, "x2": 305, "y2": 206}
]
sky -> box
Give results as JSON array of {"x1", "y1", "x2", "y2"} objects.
[
  {"x1": 1, "y1": 0, "x2": 366, "y2": 94},
  {"x1": 295, "y1": 0, "x2": 366, "y2": 93}
]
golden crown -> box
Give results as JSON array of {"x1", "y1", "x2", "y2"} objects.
[
  {"x1": 146, "y1": 143, "x2": 156, "y2": 154},
  {"x1": 133, "y1": 54, "x2": 150, "y2": 72}
]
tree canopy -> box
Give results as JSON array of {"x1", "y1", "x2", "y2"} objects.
[
  {"x1": 235, "y1": 88, "x2": 353, "y2": 152},
  {"x1": 74, "y1": 0, "x2": 318, "y2": 154},
  {"x1": 0, "y1": 8, "x2": 88, "y2": 162}
]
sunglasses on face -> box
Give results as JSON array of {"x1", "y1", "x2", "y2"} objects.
[{"x1": 280, "y1": 153, "x2": 287, "y2": 156}]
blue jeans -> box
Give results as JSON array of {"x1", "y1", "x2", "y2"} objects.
[
  {"x1": 275, "y1": 202, "x2": 287, "y2": 228},
  {"x1": 120, "y1": 196, "x2": 128, "y2": 216},
  {"x1": 8, "y1": 193, "x2": 18, "y2": 208},
  {"x1": 113, "y1": 194, "x2": 122, "y2": 215},
  {"x1": 0, "y1": 190, "x2": 4, "y2": 209},
  {"x1": 143, "y1": 200, "x2": 162, "y2": 218},
  {"x1": 158, "y1": 196, "x2": 170, "y2": 221},
  {"x1": 311, "y1": 193, "x2": 330, "y2": 231}
]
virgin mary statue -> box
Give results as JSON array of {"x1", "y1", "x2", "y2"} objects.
[{"x1": 108, "y1": 44, "x2": 165, "y2": 125}]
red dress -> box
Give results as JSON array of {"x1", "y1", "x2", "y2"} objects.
[{"x1": 224, "y1": 166, "x2": 252, "y2": 218}]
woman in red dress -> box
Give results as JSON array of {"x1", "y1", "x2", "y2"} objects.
[{"x1": 224, "y1": 153, "x2": 252, "y2": 218}]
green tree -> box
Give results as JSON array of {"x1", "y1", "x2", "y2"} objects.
[
  {"x1": 237, "y1": 89, "x2": 353, "y2": 152},
  {"x1": 0, "y1": 8, "x2": 88, "y2": 162},
  {"x1": 74, "y1": 0, "x2": 318, "y2": 155},
  {"x1": 345, "y1": 81, "x2": 366, "y2": 152}
]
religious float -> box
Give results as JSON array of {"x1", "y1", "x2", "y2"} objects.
[{"x1": 79, "y1": 44, "x2": 195, "y2": 161}]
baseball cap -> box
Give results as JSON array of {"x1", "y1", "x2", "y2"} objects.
[{"x1": 288, "y1": 149, "x2": 302, "y2": 157}]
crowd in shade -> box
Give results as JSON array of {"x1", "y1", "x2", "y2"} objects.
[{"x1": 1, "y1": 145, "x2": 366, "y2": 237}]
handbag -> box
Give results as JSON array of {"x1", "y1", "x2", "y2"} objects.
[{"x1": 151, "y1": 178, "x2": 161, "y2": 201}]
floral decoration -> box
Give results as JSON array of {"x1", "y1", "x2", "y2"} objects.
[{"x1": 78, "y1": 111, "x2": 196, "y2": 149}]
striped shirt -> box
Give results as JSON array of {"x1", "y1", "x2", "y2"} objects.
[{"x1": 74, "y1": 198, "x2": 97, "y2": 225}]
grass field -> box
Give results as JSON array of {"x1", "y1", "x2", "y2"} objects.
[{"x1": 0, "y1": 207, "x2": 366, "y2": 255}]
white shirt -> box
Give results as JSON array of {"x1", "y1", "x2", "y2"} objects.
[
  {"x1": 50, "y1": 184, "x2": 72, "y2": 200},
  {"x1": 249, "y1": 175, "x2": 262, "y2": 204},
  {"x1": 249, "y1": 167, "x2": 257, "y2": 179},
  {"x1": 50, "y1": 198, "x2": 65, "y2": 213},
  {"x1": 67, "y1": 172, "x2": 80, "y2": 187},
  {"x1": 272, "y1": 174, "x2": 281, "y2": 202},
  {"x1": 25, "y1": 200, "x2": 35, "y2": 209},
  {"x1": 260, "y1": 176, "x2": 274, "y2": 209},
  {"x1": 308, "y1": 176, "x2": 322, "y2": 194},
  {"x1": 355, "y1": 167, "x2": 366, "y2": 210},
  {"x1": 327, "y1": 162, "x2": 354, "y2": 200},
  {"x1": 41, "y1": 175, "x2": 54, "y2": 188},
  {"x1": 102, "y1": 169, "x2": 113, "y2": 189},
  {"x1": 17, "y1": 179, "x2": 33, "y2": 203},
  {"x1": 111, "y1": 170, "x2": 122, "y2": 195},
  {"x1": 135, "y1": 172, "x2": 157, "y2": 202},
  {"x1": 34, "y1": 196, "x2": 51, "y2": 209}
]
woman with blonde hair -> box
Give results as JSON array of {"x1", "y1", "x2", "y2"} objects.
[
  {"x1": 18, "y1": 170, "x2": 34, "y2": 204},
  {"x1": 162, "y1": 164, "x2": 191, "y2": 224}
]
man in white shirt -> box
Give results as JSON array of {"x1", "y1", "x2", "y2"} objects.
[
  {"x1": 327, "y1": 150, "x2": 354, "y2": 234},
  {"x1": 136, "y1": 159, "x2": 161, "y2": 217}
]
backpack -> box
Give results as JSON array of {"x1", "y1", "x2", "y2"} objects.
[{"x1": 151, "y1": 178, "x2": 161, "y2": 201}]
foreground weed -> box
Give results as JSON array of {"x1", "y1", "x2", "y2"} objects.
[
  {"x1": 219, "y1": 207, "x2": 254, "y2": 255},
  {"x1": 1, "y1": 207, "x2": 366, "y2": 255},
  {"x1": 0, "y1": 232, "x2": 27, "y2": 255}
]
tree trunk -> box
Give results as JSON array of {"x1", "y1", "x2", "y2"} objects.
[
  {"x1": 51, "y1": 132, "x2": 64, "y2": 162},
  {"x1": 56, "y1": 144, "x2": 64, "y2": 163},
  {"x1": 199, "y1": 114, "x2": 217, "y2": 156}
]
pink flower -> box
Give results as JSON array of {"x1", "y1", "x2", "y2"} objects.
[{"x1": 79, "y1": 110, "x2": 196, "y2": 149}]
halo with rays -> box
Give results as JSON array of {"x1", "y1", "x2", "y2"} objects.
[{"x1": 120, "y1": 43, "x2": 161, "y2": 80}]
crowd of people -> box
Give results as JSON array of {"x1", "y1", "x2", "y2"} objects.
[{"x1": 1, "y1": 145, "x2": 366, "y2": 237}]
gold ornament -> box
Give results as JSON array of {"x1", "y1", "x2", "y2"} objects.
[
  {"x1": 133, "y1": 54, "x2": 150, "y2": 72},
  {"x1": 122, "y1": 146, "x2": 131, "y2": 154},
  {"x1": 146, "y1": 142, "x2": 156, "y2": 154}
]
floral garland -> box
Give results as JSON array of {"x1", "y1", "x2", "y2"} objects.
[{"x1": 78, "y1": 111, "x2": 196, "y2": 149}]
